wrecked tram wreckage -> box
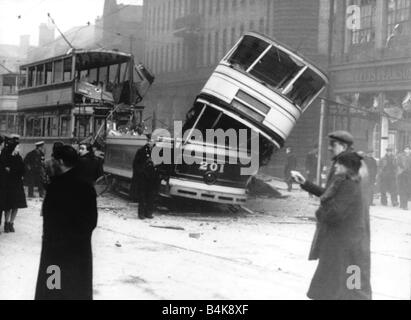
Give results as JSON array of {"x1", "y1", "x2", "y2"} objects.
[
  {"x1": 16, "y1": 49, "x2": 153, "y2": 153},
  {"x1": 103, "y1": 32, "x2": 328, "y2": 205}
]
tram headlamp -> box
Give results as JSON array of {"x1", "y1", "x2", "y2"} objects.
[{"x1": 204, "y1": 171, "x2": 218, "y2": 185}]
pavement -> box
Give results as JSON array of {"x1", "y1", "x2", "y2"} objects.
[{"x1": 0, "y1": 178, "x2": 410, "y2": 300}]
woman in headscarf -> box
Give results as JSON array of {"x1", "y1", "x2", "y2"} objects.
[{"x1": 3, "y1": 140, "x2": 27, "y2": 233}]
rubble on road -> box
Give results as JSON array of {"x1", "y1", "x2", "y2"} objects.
[{"x1": 247, "y1": 176, "x2": 284, "y2": 198}]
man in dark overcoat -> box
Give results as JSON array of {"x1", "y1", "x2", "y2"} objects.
[
  {"x1": 130, "y1": 134, "x2": 157, "y2": 219},
  {"x1": 292, "y1": 130, "x2": 372, "y2": 299},
  {"x1": 35, "y1": 145, "x2": 98, "y2": 300},
  {"x1": 24, "y1": 141, "x2": 46, "y2": 197},
  {"x1": 379, "y1": 147, "x2": 399, "y2": 207}
]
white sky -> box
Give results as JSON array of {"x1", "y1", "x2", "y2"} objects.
[{"x1": 0, "y1": 0, "x2": 142, "y2": 46}]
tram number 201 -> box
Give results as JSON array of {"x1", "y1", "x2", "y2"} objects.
[{"x1": 199, "y1": 161, "x2": 225, "y2": 173}]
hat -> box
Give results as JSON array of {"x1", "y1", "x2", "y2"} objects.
[
  {"x1": 336, "y1": 152, "x2": 363, "y2": 174},
  {"x1": 328, "y1": 131, "x2": 354, "y2": 146},
  {"x1": 35, "y1": 141, "x2": 45, "y2": 146},
  {"x1": 6, "y1": 140, "x2": 19, "y2": 154}
]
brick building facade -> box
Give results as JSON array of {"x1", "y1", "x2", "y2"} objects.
[{"x1": 328, "y1": 0, "x2": 411, "y2": 158}]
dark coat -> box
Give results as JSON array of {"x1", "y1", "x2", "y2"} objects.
[
  {"x1": 4, "y1": 153, "x2": 27, "y2": 210},
  {"x1": 35, "y1": 168, "x2": 98, "y2": 300},
  {"x1": 75, "y1": 152, "x2": 104, "y2": 185},
  {"x1": 0, "y1": 150, "x2": 7, "y2": 210},
  {"x1": 379, "y1": 154, "x2": 398, "y2": 190},
  {"x1": 130, "y1": 144, "x2": 157, "y2": 201},
  {"x1": 364, "y1": 156, "x2": 377, "y2": 183},
  {"x1": 302, "y1": 155, "x2": 339, "y2": 260},
  {"x1": 307, "y1": 175, "x2": 370, "y2": 300},
  {"x1": 24, "y1": 148, "x2": 45, "y2": 184}
]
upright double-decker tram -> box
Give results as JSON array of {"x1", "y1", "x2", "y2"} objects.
[{"x1": 17, "y1": 49, "x2": 150, "y2": 156}]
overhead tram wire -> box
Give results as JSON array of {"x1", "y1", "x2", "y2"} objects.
[{"x1": 22, "y1": 3, "x2": 133, "y2": 55}]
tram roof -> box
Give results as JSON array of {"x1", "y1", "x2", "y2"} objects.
[
  {"x1": 20, "y1": 49, "x2": 133, "y2": 69},
  {"x1": 244, "y1": 32, "x2": 328, "y2": 83}
]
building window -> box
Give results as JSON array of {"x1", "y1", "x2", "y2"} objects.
[
  {"x1": 232, "y1": 0, "x2": 237, "y2": 10},
  {"x1": 387, "y1": 0, "x2": 411, "y2": 37},
  {"x1": 60, "y1": 116, "x2": 71, "y2": 137},
  {"x1": 215, "y1": 31, "x2": 220, "y2": 63},
  {"x1": 351, "y1": 0, "x2": 376, "y2": 45}
]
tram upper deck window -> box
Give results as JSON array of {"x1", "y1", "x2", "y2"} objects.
[
  {"x1": 28, "y1": 67, "x2": 35, "y2": 87},
  {"x1": 36, "y1": 64, "x2": 44, "y2": 86},
  {"x1": 54, "y1": 60, "x2": 63, "y2": 83},
  {"x1": 226, "y1": 35, "x2": 269, "y2": 71},
  {"x1": 283, "y1": 68, "x2": 325, "y2": 110},
  {"x1": 19, "y1": 70, "x2": 26, "y2": 88},
  {"x1": 45, "y1": 62, "x2": 53, "y2": 84},
  {"x1": 248, "y1": 46, "x2": 304, "y2": 91},
  {"x1": 63, "y1": 57, "x2": 72, "y2": 81}
]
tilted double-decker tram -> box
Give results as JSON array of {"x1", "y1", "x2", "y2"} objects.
[
  {"x1": 16, "y1": 49, "x2": 152, "y2": 156},
  {"x1": 92, "y1": 32, "x2": 328, "y2": 205},
  {"x1": 155, "y1": 32, "x2": 328, "y2": 205}
]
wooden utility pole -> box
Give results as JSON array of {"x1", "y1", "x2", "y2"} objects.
[{"x1": 317, "y1": 98, "x2": 326, "y2": 185}]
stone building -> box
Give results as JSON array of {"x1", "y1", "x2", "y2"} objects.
[
  {"x1": 328, "y1": 0, "x2": 411, "y2": 158},
  {"x1": 141, "y1": 0, "x2": 330, "y2": 176},
  {"x1": 102, "y1": 0, "x2": 145, "y2": 62}
]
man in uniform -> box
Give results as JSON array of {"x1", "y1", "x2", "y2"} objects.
[
  {"x1": 130, "y1": 134, "x2": 157, "y2": 219},
  {"x1": 24, "y1": 141, "x2": 46, "y2": 198},
  {"x1": 397, "y1": 146, "x2": 411, "y2": 210},
  {"x1": 379, "y1": 147, "x2": 399, "y2": 207}
]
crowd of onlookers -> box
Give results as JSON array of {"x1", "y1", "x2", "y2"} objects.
[
  {"x1": 0, "y1": 135, "x2": 103, "y2": 234},
  {"x1": 284, "y1": 143, "x2": 411, "y2": 210}
]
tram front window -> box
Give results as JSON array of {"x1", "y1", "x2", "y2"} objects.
[
  {"x1": 248, "y1": 46, "x2": 303, "y2": 90},
  {"x1": 284, "y1": 68, "x2": 325, "y2": 110},
  {"x1": 227, "y1": 35, "x2": 269, "y2": 71}
]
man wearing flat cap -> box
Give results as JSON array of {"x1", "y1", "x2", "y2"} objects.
[
  {"x1": 24, "y1": 141, "x2": 46, "y2": 198},
  {"x1": 292, "y1": 130, "x2": 372, "y2": 299}
]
